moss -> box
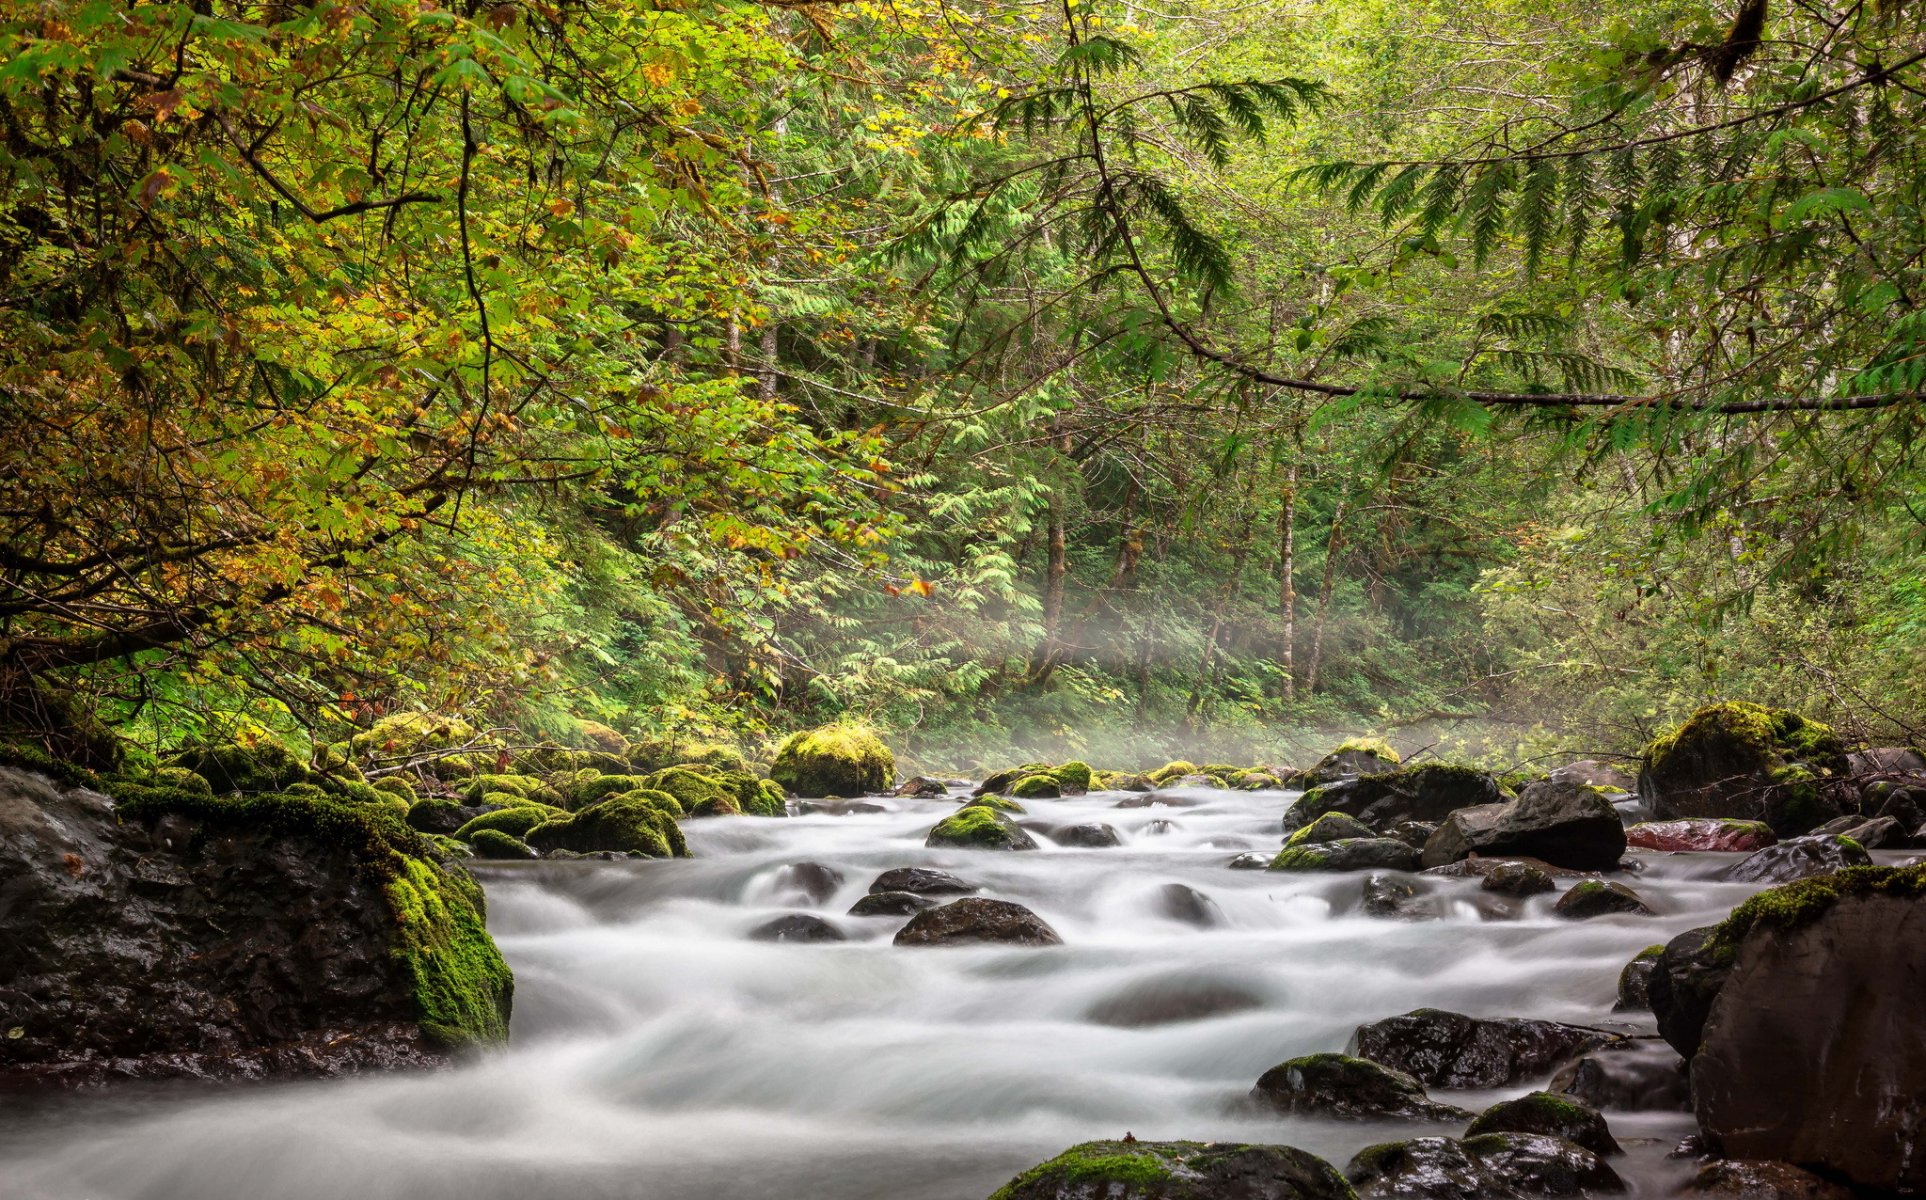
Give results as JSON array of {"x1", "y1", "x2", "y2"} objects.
[
  {"x1": 570, "y1": 772, "x2": 636, "y2": 808},
  {"x1": 717, "y1": 769, "x2": 787, "y2": 817},
  {"x1": 1285, "y1": 811, "x2": 1376, "y2": 847},
  {"x1": 1635, "y1": 943, "x2": 1665, "y2": 961},
  {"x1": 770, "y1": 724, "x2": 894, "y2": 798},
  {"x1": 526, "y1": 792, "x2": 686, "y2": 857},
  {"x1": 646, "y1": 766, "x2": 728, "y2": 814},
  {"x1": 1055, "y1": 761, "x2": 1093, "y2": 791},
  {"x1": 460, "y1": 774, "x2": 547, "y2": 802},
  {"x1": 624, "y1": 786, "x2": 685, "y2": 818},
  {"x1": 170, "y1": 737, "x2": 313, "y2": 794},
  {"x1": 1148, "y1": 760, "x2": 1199, "y2": 784},
  {"x1": 1267, "y1": 845, "x2": 1333, "y2": 870},
  {"x1": 1010, "y1": 773, "x2": 1060, "y2": 799},
  {"x1": 407, "y1": 798, "x2": 467, "y2": 830},
  {"x1": 371, "y1": 775, "x2": 418, "y2": 802},
  {"x1": 1706, "y1": 863, "x2": 1926, "y2": 964},
  {"x1": 988, "y1": 1142, "x2": 1179, "y2": 1199},
  {"x1": 926, "y1": 804, "x2": 1033, "y2": 850},
  {"x1": 0, "y1": 741, "x2": 102, "y2": 790},
  {"x1": 575, "y1": 719, "x2": 629, "y2": 756},
  {"x1": 1334, "y1": 737, "x2": 1400, "y2": 764},
  {"x1": 467, "y1": 828, "x2": 537, "y2": 860},
  {"x1": 965, "y1": 794, "x2": 1027, "y2": 814},
  {"x1": 350, "y1": 712, "x2": 479, "y2": 759},
  {"x1": 979, "y1": 762, "x2": 1053, "y2": 794},
  {"x1": 146, "y1": 765, "x2": 213, "y2": 796},
  {"x1": 754, "y1": 778, "x2": 789, "y2": 817},
  {"x1": 455, "y1": 804, "x2": 564, "y2": 841}
]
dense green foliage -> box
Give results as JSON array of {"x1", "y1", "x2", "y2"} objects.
[{"x1": 2, "y1": 0, "x2": 1921, "y2": 771}]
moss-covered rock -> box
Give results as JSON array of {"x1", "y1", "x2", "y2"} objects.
[
  {"x1": 460, "y1": 774, "x2": 560, "y2": 805},
  {"x1": 370, "y1": 774, "x2": 418, "y2": 803},
  {"x1": 925, "y1": 804, "x2": 1039, "y2": 850},
  {"x1": 455, "y1": 804, "x2": 564, "y2": 841},
  {"x1": 964, "y1": 794, "x2": 1027, "y2": 815},
  {"x1": 1147, "y1": 760, "x2": 1200, "y2": 785},
  {"x1": 1054, "y1": 761, "x2": 1093, "y2": 792},
  {"x1": 170, "y1": 737, "x2": 314, "y2": 794},
  {"x1": 1464, "y1": 1090, "x2": 1620, "y2": 1157},
  {"x1": 349, "y1": 712, "x2": 480, "y2": 761},
  {"x1": 574, "y1": 719, "x2": 630, "y2": 757},
  {"x1": 1285, "y1": 811, "x2": 1377, "y2": 847},
  {"x1": 1282, "y1": 763, "x2": 1504, "y2": 832},
  {"x1": 467, "y1": 828, "x2": 538, "y2": 860},
  {"x1": 1010, "y1": 773, "x2": 1061, "y2": 799},
  {"x1": 1252, "y1": 1052, "x2": 1470, "y2": 1121},
  {"x1": 526, "y1": 793, "x2": 688, "y2": 858},
  {"x1": 716, "y1": 769, "x2": 788, "y2": 817},
  {"x1": 644, "y1": 766, "x2": 729, "y2": 815},
  {"x1": 406, "y1": 798, "x2": 472, "y2": 834},
  {"x1": 1269, "y1": 838, "x2": 1421, "y2": 873},
  {"x1": 978, "y1": 762, "x2": 1054, "y2": 795},
  {"x1": 989, "y1": 1140, "x2": 1355, "y2": 1200},
  {"x1": 770, "y1": 725, "x2": 894, "y2": 798},
  {"x1": 568, "y1": 772, "x2": 638, "y2": 809},
  {"x1": 1639, "y1": 702, "x2": 1849, "y2": 835}
]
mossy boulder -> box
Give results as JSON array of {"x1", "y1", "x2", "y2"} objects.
[
  {"x1": 569, "y1": 772, "x2": 640, "y2": 809},
  {"x1": 1464, "y1": 1091, "x2": 1620, "y2": 1157},
  {"x1": 925, "y1": 804, "x2": 1039, "y2": 850},
  {"x1": 455, "y1": 804, "x2": 563, "y2": 842},
  {"x1": 1269, "y1": 838, "x2": 1420, "y2": 873},
  {"x1": 1289, "y1": 738, "x2": 1402, "y2": 788},
  {"x1": 467, "y1": 828, "x2": 538, "y2": 860},
  {"x1": 1054, "y1": 761, "x2": 1093, "y2": 791},
  {"x1": 525, "y1": 793, "x2": 688, "y2": 858},
  {"x1": 370, "y1": 774, "x2": 418, "y2": 803},
  {"x1": 715, "y1": 769, "x2": 787, "y2": 817},
  {"x1": 978, "y1": 762, "x2": 1055, "y2": 794},
  {"x1": 989, "y1": 1140, "x2": 1355, "y2": 1200},
  {"x1": 770, "y1": 725, "x2": 894, "y2": 798},
  {"x1": 1147, "y1": 760, "x2": 1199, "y2": 785},
  {"x1": 1010, "y1": 773, "x2": 1061, "y2": 800},
  {"x1": 1252, "y1": 1052, "x2": 1470, "y2": 1121},
  {"x1": 644, "y1": 766, "x2": 731, "y2": 816},
  {"x1": 1284, "y1": 811, "x2": 1377, "y2": 847},
  {"x1": 964, "y1": 794, "x2": 1027, "y2": 815},
  {"x1": 460, "y1": 774, "x2": 560, "y2": 805},
  {"x1": 169, "y1": 738, "x2": 314, "y2": 794},
  {"x1": 349, "y1": 713, "x2": 481, "y2": 762},
  {"x1": 574, "y1": 719, "x2": 630, "y2": 757},
  {"x1": 1282, "y1": 763, "x2": 1504, "y2": 833},
  {"x1": 1639, "y1": 702, "x2": 1848, "y2": 835}
]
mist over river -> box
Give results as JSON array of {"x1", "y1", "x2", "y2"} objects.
[{"x1": 0, "y1": 782, "x2": 1815, "y2": 1199}]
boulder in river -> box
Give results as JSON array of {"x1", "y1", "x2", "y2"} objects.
[
  {"x1": 1269, "y1": 837, "x2": 1421, "y2": 873},
  {"x1": 1612, "y1": 945, "x2": 1664, "y2": 1012},
  {"x1": 1283, "y1": 811, "x2": 1376, "y2": 845},
  {"x1": 0, "y1": 764, "x2": 512, "y2": 1088},
  {"x1": 1361, "y1": 873, "x2": 1429, "y2": 919},
  {"x1": 1157, "y1": 883, "x2": 1224, "y2": 927},
  {"x1": 1717, "y1": 833, "x2": 1870, "y2": 884},
  {"x1": 1551, "y1": 880, "x2": 1654, "y2": 920},
  {"x1": 1809, "y1": 812, "x2": 1905, "y2": 848},
  {"x1": 1673, "y1": 1160, "x2": 1857, "y2": 1200},
  {"x1": 1479, "y1": 861, "x2": 1555, "y2": 897},
  {"x1": 1421, "y1": 856, "x2": 1587, "y2": 880},
  {"x1": 1636, "y1": 702, "x2": 1847, "y2": 836},
  {"x1": 775, "y1": 861, "x2": 845, "y2": 903},
  {"x1": 1287, "y1": 737, "x2": 1403, "y2": 789},
  {"x1": 1689, "y1": 864, "x2": 1926, "y2": 1192},
  {"x1": 526, "y1": 792, "x2": 687, "y2": 857},
  {"x1": 891, "y1": 776, "x2": 949, "y2": 798},
  {"x1": 1344, "y1": 1133, "x2": 1624, "y2": 1198},
  {"x1": 1252, "y1": 1053, "x2": 1471, "y2": 1121},
  {"x1": 893, "y1": 897, "x2": 1063, "y2": 947},
  {"x1": 1464, "y1": 1091, "x2": 1620, "y2": 1158},
  {"x1": 769, "y1": 724, "x2": 894, "y2": 798},
  {"x1": 1227, "y1": 851, "x2": 1271, "y2": 869},
  {"x1": 1421, "y1": 779, "x2": 1627, "y2": 873},
  {"x1": 847, "y1": 890, "x2": 938, "y2": 917},
  {"x1": 1624, "y1": 819, "x2": 1776, "y2": 852},
  {"x1": 1053, "y1": 822, "x2": 1123, "y2": 848},
  {"x1": 1646, "y1": 926, "x2": 1726, "y2": 1059},
  {"x1": 1349, "y1": 1008, "x2": 1621, "y2": 1089},
  {"x1": 869, "y1": 866, "x2": 977, "y2": 895},
  {"x1": 989, "y1": 1139, "x2": 1355, "y2": 1200},
  {"x1": 749, "y1": 913, "x2": 846, "y2": 943},
  {"x1": 1384, "y1": 819, "x2": 1438, "y2": 849},
  {"x1": 1547, "y1": 1037, "x2": 1689, "y2": 1112},
  {"x1": 925, "y1": 805, "x2": 1039, "y2": 850},
  {"x1": 1084, "y1": 974, "x2": 1264, "y2": 1027},
  {"x1": 1282, "y1": 764, "x2": 1504, "y2": 833}
]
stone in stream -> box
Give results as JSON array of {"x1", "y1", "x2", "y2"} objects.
[
  {"x1": 1624, "y1": 818, "x2": 1776, "y2": 852},
  {"x1": 1283, "y1": 811, "x2": 1376, "y2": 845},
  {"x1": 1547, "y1": 1038, "x2": 1689, "y2": 1112},
  {"x1": 1384, "y1": 819, "x2": 1438, "y2": 849},
  {"x1": 847, "y1": 890, "x2": 938, "y2": 917},
  {"x1": 1084, "y1": 974, "x2": 1264, "y2": 1027},
  {"x1": 769, "y1": 724, "x2": 894, "y2": 798},
  {"x1": 1343, "y1": 1133, "x2": 1624, "y2": 1198},
  {"x1": 1115, "y1": 792, "x2": 1202, "y2": 808},
  {"x1": 748, "y1": 913, "x2": 846, "y2": 943},
  {"x1": 1288, "y1": 740, "x2": 1405, "y2": 789},
  {"x1": 893, "y1": 897, "x2": 1063, "y2": 947},
  {"x1": 1421, "y1": 856, "x2": 1590, "y2": 881},
  {"x1": 1636, "y1": 702, "x2": 1848, "y2": 836},
  {"x1": 1281, "y1": 764, "x2": 1504, "y2": 832},
  {"x1": 1421, "y1": 779, "x2": 1627, "y2": 873},
  {"x1": 1227, "y1": 851, "x2": 1271, "y2": 869},
  {"x1": 1674, "y1": 1160, "x2": 1857, "y2": 1200},
  {"x1": 891, "y1": 776, "x2": 949, "y2": 798},
  {"x1": 1551, "y1": 880, "x2": 1654, "y2": 920},
  {"x1": 1251, "y1": 1053, "x2": 1471, "y2": 1122},
  {"x1": 1361, "y1": 873, "x2": 1429, "y2": 919},
  {"x1": 989, "y1": 1139, "x2": 1354, "y2": 1200},
  {"x1": 1349, "y1": 1009, "x2": 1622, "y2": 1089},
  {"x1": 1810, "y1": 812, "x2": 1905, "y2": 848},
  {"x1": 1052, "y1": 822, "x2": 1123, "y2": 848},
  {"x1": 1612, "y1": 945, "x2": 1664, "y2": 1012},
  {"x1": 1646, "y1": 926, "x2": 1727, "y2": 1059},
  {"x1": 1268, "y1": 837, "x2": 1421, "y2": 873},
  {"x1": 1464, "y1": 1091, "x2": 1620, "y2": 1158},
  {"x1": 869, "y1": 866, "x2": 977, "y2": 895},
  {"x1": 1156, "y1": 882, "x2": 1223, "y2": 927},
  {"x1": 1717, "y1": 833, "x2": 1870, "y2": 883},
  {"x1": 776, "y1": 861, "x2": 844, "y2": 903},
  {"x1": 1479, "y1": 861, "x2": 1555, "y2": 897},
  {"x1": 1688, "y1": 865, "x2": 1926, "y2": 1192},
  {"x1": 924, "y1": 805, "x2": 1039, "y2": 850}
]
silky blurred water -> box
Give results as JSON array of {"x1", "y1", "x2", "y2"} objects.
[{"x1": 0, "y1": 784, "x2": 1789, "y2": 1199}]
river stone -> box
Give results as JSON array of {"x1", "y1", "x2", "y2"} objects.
[
  {"x1": 1674, "y1": 1160, "x2": 1857, "y2": 1200},
  {"x1": 1612, "y1": 945, "x2": 1663, "y2": 1012},
  {"x1": 1479, "y1": 861, "x2": 1555, "y2": 896},
  {"x1": 1420, "y1": 856, "x2": 1588, "y2": 880},
  {"x1": 1361, "y1": 873, "x2": 1428, "y2": 919},
  {"x1": 847, "y1": 890, "x2": 938, "y2": 917},
  {"x1": 777, "y1": 861, "x2": 845, "y2": 903},
  {"x1": 1811, "y1": 812, "x2": 1904, "y2": 848},
  {"x1": 1624, "y1": 818, "x2": 1776, "y2": 852},
  {"x1": 1647, "y1": 926, "x2": 1727, "y2": 1058},
  {"x1": 1228, "y1": 852, "x2": 1271, "y2": 869},
  {"x1": 891, "y1": 776, "x2": 949, "y2": 798},
  {"x1": 1718, "y1": 834, "x2": 1870, "y2": 884},
  {"x1": 749, "y1": 913, "x2": 845, "y2": 943},
  {"x1": 1421, "y1": 780, "x2": 1627, "y2": 872},
  {"x1": 1085, "y1": 975, "x2": 1265, "y2": 1028},
  {"x1": 869, "y1": 866, "x2": 977, "y2": 896},
  {"x1": 1344, "y1": 1133, "x2": 1624, "y2": 1198},
  {"x1": 0, "y1": 765, "x2": 510, "y2": 1088},
  {"x1": 1548, "y1": 1038, "x2": 1689, "y2": 1112},
  {"x1": 893, "y1": 897, "x2": 1063, "y2": 947},
  {"x1": 925, "y1": 806, "x2": 1038, "y2": 851},
  {"x1": 990, "y1": 1139, "x2": 1355, "y2": 1200},
  {"x1": 1349, "y1": 1009, "x2": 1621, "y2": 1089},
  {"x1": 1637, "y1": 702, "x2": 1847, "y2": 836},
  {"x1": 1289, "y1": 744, "x2": 1404, "y2": 789},
  {"x1": 1551, "y1": 880, "x2": 1653, "y2": 920},
  {"x1": 1269, "y1": 837, "x2": 1420, "y2": 873},
  {"x1": 1282, "y1": 765, "x2": 1504, "y2": 833},
  {"x1": 1283, "y1": 811, "x2": 1376, "y2": 844},
  {"x1": 1464, "y1": 1091, "x2": 1620, "y2": 1158},
  {"x1": 1158, "y1": 883, "x2": 1224, "y2": 927},
  {"x1": 1692, "y1": 876, "x2": 1926, "y2": 1192},
  {"x1": 1053, "y1": 822, "x2": 1123, "y2": 848},
  {"x1": 1252, "y1": 1053, "x2": 1471, "y2": 1121},
  {"x1": 1384, "y1": 820, "x2": 1438, "y2": 849},
  {"x1": 1550, "y1": 760, "x2": 1637, "y2": 793}
]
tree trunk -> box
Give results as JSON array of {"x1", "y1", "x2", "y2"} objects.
[
  {"x1": 1277, "y1": 460, "x2": 1297, "y2": 701},
  {"x1": 1305, "y1": 499, "x2": 1347, "y2": 695},
  {"x1": 1187, "y1": 506, "x2": 1254, "y2": 722},
  {"x1": 1029, "y1": 427, "x2": 1073, "y2": 686}
]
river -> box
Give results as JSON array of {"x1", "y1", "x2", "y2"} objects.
[{"x1": 0, "y1": 781, "x2": 1791, "y2": 1198}]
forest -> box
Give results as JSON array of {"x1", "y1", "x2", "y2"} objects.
[{"x1": 2, "y1": 1, "x2": 1925, "y2": 1198}]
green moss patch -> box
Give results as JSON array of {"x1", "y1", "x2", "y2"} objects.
[
  {"x1": 1706, "y1": 863, "x2": 1926, "y2": 963},
  {"x1": 770, "y1": 725, "x2": 894, "y2": 798}
]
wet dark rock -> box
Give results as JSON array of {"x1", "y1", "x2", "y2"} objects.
[
  {"x1": 1282, "y1": 765, "x2": 1504, "y2": 833},
  {"x1": 891, "y1": 776, "x2": 949, "y2": 798},
  {"x1": 1479, "y1": 862, "x2": 1555, "y2": 897},
  {"x1": 1810, "y1": 813, "x2": 1903, "y2": 848},
  {"x1": 1349, "y1": 1009, "x2": 1621, "y2": 1089},
  {"x1": 1362, "y1": 873, "x2": 1429, "y2": 919},
  {"x1": 1289, "y1": 743, "x2": 1405, "y2": 790},
  {"x1": 1612, "y1": 945, "x2": 1664, "y2": 1013},
  {"x1": 1344, "y1": 1133, "x2": 1624, "y2": 1198},
  {"x1": 748, "y1": 913, "x2": 846, "y2": 943},
  {"x1": 1053, "y1": 822, "x2": 1123, "y2": 848},
  {"x1": 1421, "y1": 780, "x2": 1626, "y2": 873},
  {"x1": 1693, "y1": 872, "x2": 1926, "y2": 1192},
  {"x1": 1465, "y1": 1092, "x2": 1620, "y2": 1158},
  {"x1": 1253, "y1": 1053, "x2": 1471, "y2": 1121},
  {"x1": 893, "y1": 897, "x2": 1063, "y2": 947},
  {"x1": 777, "y1": 861, "x2": 845, "y2": 903},
  {"x1": 1717, "y1": 834, "x2": 1869, "y2": 884},
  {"x1": 1283, "y1": 811, "x2": 1376, "y2": 844},
  {"x1": 1552, "y1": 880, "x2": 1653, "y2": 920},
  {"x1": 407, "y1": 798, "x2": 482, "y2": 834},
  {"x1": 869, "y1": 866, "x2": 977, "y2": 896},
  {"x1": 992, "y1": 1139, "x2": 1355, "y2": 1200},
  {"x1": 1421, "y1": 856, "x2": 1588, "y2": 880},
  {"x1": 846, "y1": 890, "x2": 938, "y2": 917},
  {"x1": 796, "y1": 799, "x2": 888, "y2": 815},
  {"x1": 1548, "y1": 1038, "x2": 1689, "y2": 1112},
  {"x1": 1268, "y1": 837, "x2": 1421, "y2": 873},
  {"x1": 1673, "y1": 1160, "x2": 1857, "y2": 1200},
  {"x1": 1637, "y1": 703, "x2": 1847, "y2": 836},
  {"x1": 1383, "y1": 820, "x2": 1438, "y2": 849},
  {"x1": 1624, "y1": 819, "x2": 1776, "y2": 853},
  {"x1": 1228, "y1": 852, "x2": 1272, "y2": 869},
  {"x1": 1115, "y1": 792, "x2": 1201, "y2": 808},
  {"x1": 1647, "y1": 926, "x2": 1727, "y2": 1059},
  {"x1": 0, "y1": 765, "x2": 510, "y2": 1089},
  {"x1": 1550, "y1": 760, "x2": 1637, "y2": 793},
  {"x1": 1157, "y1": 883, "x2": 1224, "y2": 927},
  {"x1": 1084, "y1": 975, "x2": 1264, "y2": 1027}
]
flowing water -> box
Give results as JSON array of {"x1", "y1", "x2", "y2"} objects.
[{"x1": 1, "y1": 783, "x2": 1810, "y2": 1198}]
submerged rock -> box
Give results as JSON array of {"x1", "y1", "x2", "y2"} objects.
[
  {"x1": 869, "y1": 866, "x2": 977, "y2": 895},
  {"x1": 776, "y1": 861, "x2": 845, "y2": 903},
  {"x1": 1551, "y1": 880, "x2": 1653, "y2": 920},
  {"x1": 1252, "y1": 1053, "x2": 1471, "y2": 1121},
  {"x1": 1673, "y1": 1160, "x2": 1857, "y2": 1200},
  {"x1": 1717, "y1": 834, "x2": 1869, "y2": 884},
  {"x1": 1464, "y1": 1092, "x2": 1619, "y2": 1158},
  {"x1": 1349, "y1": 1009, "x2": 1620, "y2": 1089},
  {"x1": 847, "y1": 890, "x2": 938, "y2": 917},
  {"x1": 1269, "y1": 837, "x2": 1421, "y2": 873},
  {"x1": 925, "y1": 805, "x2": 1039, "y2": 851},
  {"x1": 1479, "y1": 861, "x2": 1555, "y2": 897},
  {"x1": 0, "y1": 764, "x2": 512, "y2": 1088},
  {"x1": 1624, "y1": 819, "x2": 1776, "y2": 853},
  {"x1": 1157, "y1": 883, "x2": 1224, "y2": 927},
  {"x1": 1547, "y1": 1038, "x2": 1689, "y2": 1112},
  {"x1": 1227, "y1": 851, "x2": 1272, "y2": 869},
  {"x1": 1344, "y1": 1133, "x2": 1623, "y2": 1198},
  {"x1": 1085, "y1": 975, "x2": 1264, "y2": 1027},
  {"x1": 1053, "y1": 822, "x2": 1123, "y2": 848},
  {"x1": 1362, "y1": 873, "x2": 1429, "y2": 919},
  {"x1": 1421, "y1": 780, "x2": 1626, "y2": 873},
  {"x1": 1637, "y1": 702, "x2": 1847, "y2": 836},
  {"x1": 894, "y1": 897, "x2": 1063, "y2": 947},
  {"x1": 989, "y1": 1139, "x2": 1354, "y2": 1200},
  {"x1": 748, "y1": 913, "x2": 846, "y2": 943}
]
